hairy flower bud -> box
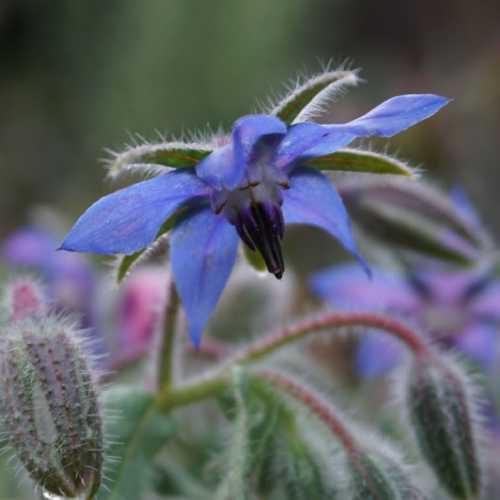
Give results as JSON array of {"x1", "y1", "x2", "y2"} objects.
[
  {"x1": 349, "y1": 451, "x2": 428, "y2": 500},
  {"x1": 403, "y1": 354, "x2": 482, "y2": 499},
  {"x1": 0, "y1": 316, "x2": 103, "y2": 498}
]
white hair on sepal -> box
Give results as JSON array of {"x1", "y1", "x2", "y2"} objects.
[
  {"x1": 293, "y1": 68, "x2": 363, "y2": 124},
  {"x1": 263, "y1": 61, "x2": 363, "y2": 125},
  {"x1": 102, "y1": 126, "x2": 216, "y2": 184},
  {"x1": 108, "y1": 233, "x2": 170, "y2": 286}
]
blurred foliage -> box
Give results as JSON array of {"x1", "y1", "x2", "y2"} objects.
[{"x1": 1, "y1": 0, "x2": 500, "y2": 244}]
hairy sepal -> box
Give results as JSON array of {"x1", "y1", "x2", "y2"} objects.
[
  {"x1": 402, "y1": 354, "x2": 483, "y2": 499},
  {"x1": 270, "y1": 67, "x2": 361, "y2": 125},
  {"x1": 305, "y1": 148, "x2": 417, "y2": 177},
  {"x1": 106, "y1": 142, "x2": 213, "y2": 181}
]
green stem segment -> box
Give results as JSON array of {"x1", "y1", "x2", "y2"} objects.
[
  {"x1": 156, "y1": 311, "x2": 429, "y2": 412},
  {"x1": 156, "y1": 278, "x2": 181, "y2": 391}
]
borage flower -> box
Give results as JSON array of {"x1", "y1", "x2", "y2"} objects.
[
  {"x1": 311, "y1": 262, "x2": 500, "y2": 376},
  {"x1": 61, "y1": 69, "x2": 449, "y2": 345}
]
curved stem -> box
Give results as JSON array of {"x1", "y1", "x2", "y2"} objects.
[
  {"x1": 233, "y1": 311, "x2": 429, "y2": 365},
  {"x1": 256, "y1": 369, "x2": 359, "y2": 453},
  {"x1": 156, "y1": 311, "x2": 429, "y2": 412}
]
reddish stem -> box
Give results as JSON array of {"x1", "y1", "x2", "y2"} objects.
[
  {"x1": 259, "y1": 369, "x2": 358, "y2": 453},
  {"x1": 235, "y1": 311, "x2": 429, "y2": 366}
]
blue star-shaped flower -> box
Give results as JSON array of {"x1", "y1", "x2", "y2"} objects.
[{"x1": 61, "y1": 70, "x2": 449, "y2": 346}]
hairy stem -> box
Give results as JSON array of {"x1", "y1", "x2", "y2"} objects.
[
  {"x1": 156, "y1": 311, "x2": 428, "y2": 412},
  {"x1": 233, "y1": 311, "x2": 429, "y2": 365},
  {"x1": 257, "y1": 369, "x2": 359, "y2": 453}
]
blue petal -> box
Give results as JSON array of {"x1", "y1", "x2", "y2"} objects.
[
  {"x1": 170, "y1": 207, "x2": 239, "y2": 347},
  {"x1": 61, "y1": 169, "x2": 209, "y2": 255},
  {"x1": 197, "y1": 115, "x2": 287, "y2": 190},
  {"x1": 449, "y1": 186, "x2": 481, "y2": 227},
  {"x1": 338, "y1": 94, "x2": 450, "y2": 138},
  {"x1": 454, "y1": 324, "x2": 498, "y2": 370},
  {"x1": 275, "y1": 94, "x2": 449, "y2": 169},
  {"x1": 275, "y1": 123, "x2": 355, "y2": 170},
  {"x1": 356, "y1": 332, "x2": 404, "y2": 378},
  {"x1": 310, "y1": 263, "x2": 419, "y2": 312},
  {"x1": 196, "y1": 143, "x2": 236, "y2": 191},
  {"x1": 282, "y1": 167, "x2": 369, "y2": 274}
]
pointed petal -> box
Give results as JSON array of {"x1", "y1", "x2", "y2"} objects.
[
  {"x1": 275, "y1": 94, "x2": 449, "y2": 170},
  {"x1": 282, "y1": 167, "x2": 368, "y2": 273},
  {"x1": 356, "y1": 332, "x2": 405, "y2": 378},
  {"x1": 310, "y1": 264, "x2": 419, "y2": 312},
  {"x1": 195, "y1": 143, "x2": 236, "y2": 191},
  {"x1": 61, "y1": 170, "x2": 208, "y2": 255},
  {"x1": 454, "y1": 324, "x2": 498, "y2": 369},
  {"x1": 170, "y1": 208, "x2": 239, "y2": 346},
  {"x1": 275, "y1": 122, "x2": 355, "y2": 171},
  {"x1": 196, "y1": 115, "x2": 286, "y2": 191},
  {"x1": 340, "y1": 94, "x2": 450, "y2": 138}
]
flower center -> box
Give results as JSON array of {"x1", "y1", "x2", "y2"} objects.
[{"x1": 213, "y1": 174, "x2": 287, "y2": 279}]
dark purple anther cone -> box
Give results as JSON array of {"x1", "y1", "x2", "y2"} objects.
[{"x1": 235, "y1": 202, "x2": 285, "y2": 279}]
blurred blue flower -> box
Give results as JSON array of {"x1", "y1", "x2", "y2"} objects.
[
  {"x1": 311, "y1": 262, "x2": 500, "y2": 376},
  {"x1": 61, "y1": 94, "x2": 448, "y2": 346}
]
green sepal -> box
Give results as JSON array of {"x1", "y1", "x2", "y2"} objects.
[
  {"x1": 271, "y1": 69, "x2": 359, "y2": 124},
  {"x1": 108, "y1": 142, "x2": 212, "y2": 178},
  {"x1": 116, "y1": 214, "x2": 177, "y2": 283},
  {"x1": 97, "y1": 387, "x2": 176, "y2": 500},
  {"x1": 306, "y1": 148, "x2": 415, "y2": 176}
]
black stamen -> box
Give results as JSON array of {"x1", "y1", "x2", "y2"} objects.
[{"x1": 235, "y1": 202, "x2": 285, "y2": 279}]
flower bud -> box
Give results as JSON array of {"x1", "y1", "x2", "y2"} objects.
[
  {"x1": 0, "y1": 316, "x2": 103, "y2": 498},
  {"x1": 349, "y1": 451, "x2": 428, "y2": 500},
  {"x1": 403, "y1": 354, "x2": 481, "y2": 499}
]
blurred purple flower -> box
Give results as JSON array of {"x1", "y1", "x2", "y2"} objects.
[
  {"x1": 1, "y1": 226, "x2": 98, "y2": 333},
  {"x1": 115, "y1": 267, "x2": 166, "y2": 360},
  {"x1": 310, "y1": 263, "x2": 500, "y2": 376}
]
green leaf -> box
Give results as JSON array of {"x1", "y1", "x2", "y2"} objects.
[
  {"x1": 271, "y1": 69, "x2": 360, "y2": 124},
  {"x1": 107, "y1": 142, "x2": 213, "y2": 179},
  {"x1": 116, "y1": 214, "x2": 177, "y2": 283},
  {"x1": 98, "y1": 387, "x2": 176, "y2": 500},
  {"x1": 306, "y1": 148, "x2": 415, "y2": 176}
]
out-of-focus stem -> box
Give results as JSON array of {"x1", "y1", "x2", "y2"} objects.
[
  {"x1": 156, "y1": 278, "x2": 180, "y2": 392},
  {"x1": 233, "y1": 311, "x2": 429, "y2": 365},
  {"x1": 257, "y1": 369, "x2": 359, "y2": 453},
  {"x1": 156, "y1": 311, "x2": 429, "y2": 412}
]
